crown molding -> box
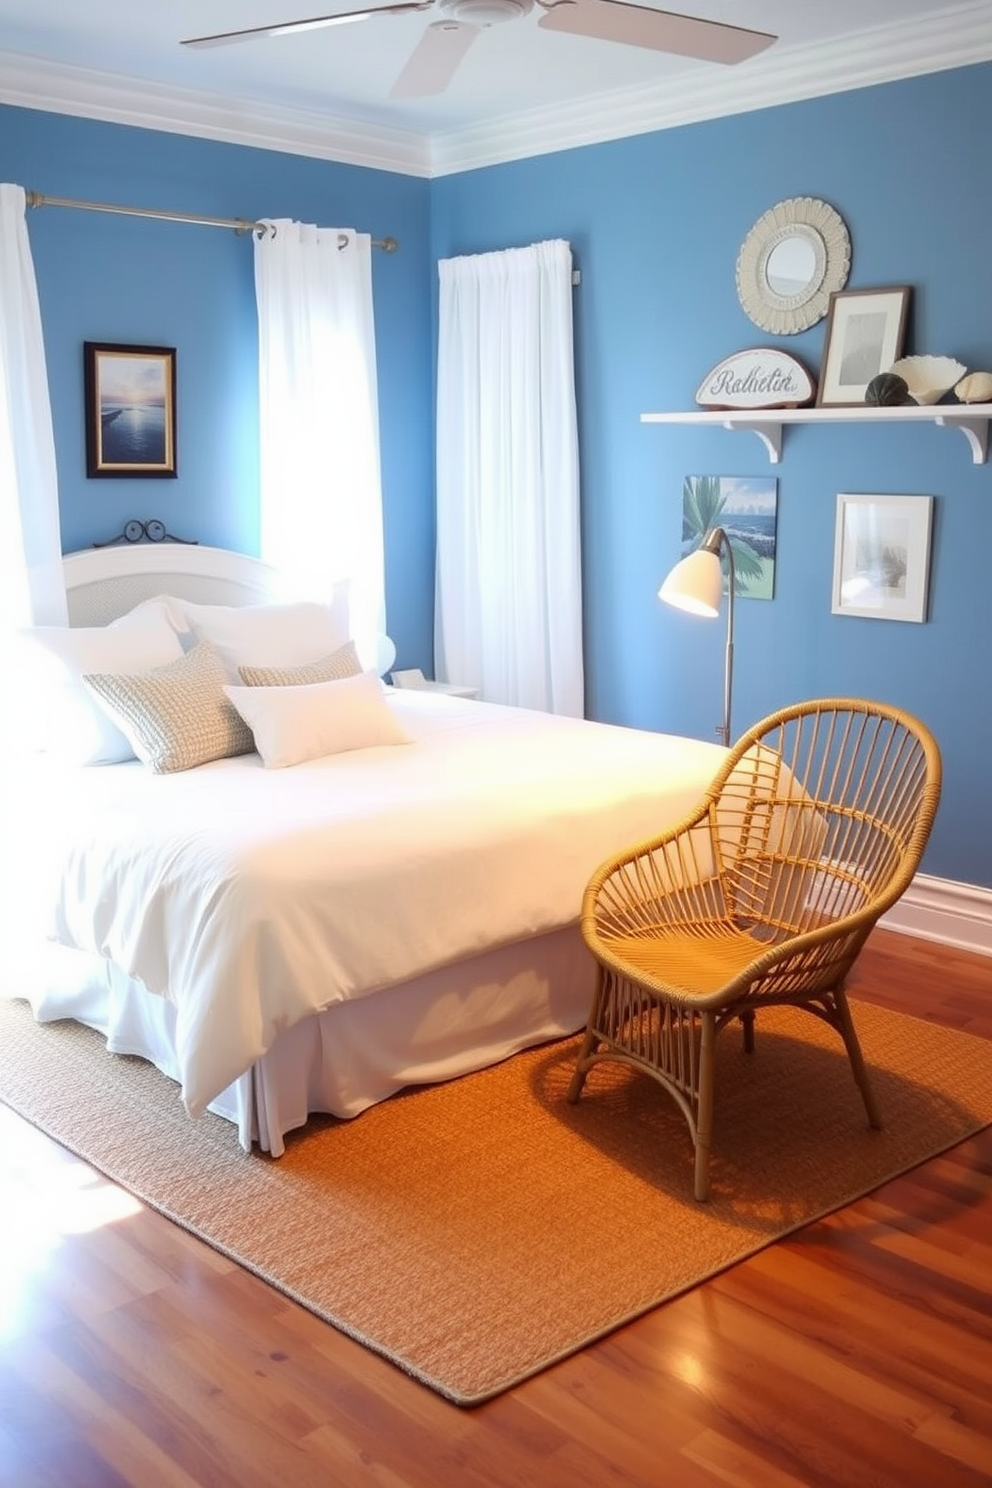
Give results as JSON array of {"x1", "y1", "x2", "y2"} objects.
[
  {"x1": 430, "y1": 1, "x2": 992, "y2": 173},
  {"x1": 0, "y1": 51, "x2": 433, "y2": 178},
  {"x1": 1, "y1": 2, "x2": 991, "y2": 180}
]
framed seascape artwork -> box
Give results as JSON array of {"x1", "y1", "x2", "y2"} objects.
[
  {"x1": 816, "y1": 286, "x2": 911, "y2": 407},
  {"x1": 831, "y1": 493, "x2": 934, "y2": 622},
  {"x1": 682, "y1": 475, "x2": 779, "y2": 600},
  {"x1": 84, "y1": 342, "x2": 177, "y2": 477}
]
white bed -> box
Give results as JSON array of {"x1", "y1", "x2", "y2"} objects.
[{"x1": 1, "y1": 543, "x2": 726, "y2": 1155}]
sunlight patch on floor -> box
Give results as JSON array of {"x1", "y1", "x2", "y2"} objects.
[{"x1": 0, "y1": 1152, "x2": 142, "y2": 1337}]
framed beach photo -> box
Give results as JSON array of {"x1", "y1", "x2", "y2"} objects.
[
  {"x1": 831, "y1": 493, "x2": 934, "y2": 622},
  {"x1": 84, "y1": 342, "x2": 177, "y2": 477},
  {"x1": 816, "y1": 286, "x2": 911, "y2": 407},
  {"x1": 682, "y1": 475, "x2": 779, "y2": 600}
]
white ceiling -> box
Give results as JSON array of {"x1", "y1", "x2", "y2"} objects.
[{"x1": 1, "y1": 0, "x2": 991, "y2": 175}]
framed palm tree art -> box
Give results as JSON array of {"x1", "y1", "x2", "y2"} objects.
[{"x1": 681, "y1": 475, "x2": 778, "y2": 599}]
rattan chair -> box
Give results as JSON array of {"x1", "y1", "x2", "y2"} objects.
[{"x1": 568, "y1": 698, "x2": 942, "y2": 1201}]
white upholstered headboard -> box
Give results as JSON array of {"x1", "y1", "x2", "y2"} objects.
[
  {"x1": 61, "y1": 542, "x2": 395, "y2": 673},
  {"x1": 63, "y1": 544, "x2": 299, "y2": 626}
]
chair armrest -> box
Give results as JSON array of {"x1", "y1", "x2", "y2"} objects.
[
  {"x1": 584, "y1": 793, "x2": 719, "y2": 892},
  {"x1": 582, "y1": 800, "x2": 727, "y2": 939}
]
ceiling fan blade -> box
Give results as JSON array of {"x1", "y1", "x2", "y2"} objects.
[
  {"x1": 537, "y1": 0, "x2": 776, "y2": 64},
  {"x1": 181, "y1": 3, "x2": 431, "y2": 48},
  {"x1": 390, "y1": 22, "x2": 480, "y2": 97}
]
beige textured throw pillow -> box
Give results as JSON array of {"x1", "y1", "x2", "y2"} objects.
[
  {"x1": 237, "y1": 640, "x2": 362, "y2": 688},
  {"x1": 83, "y1": 641, "x2": 255, "y2": 774}
]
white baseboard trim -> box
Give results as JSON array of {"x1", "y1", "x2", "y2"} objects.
[{"x1": 879, "y1": 873, "x2": 992, "y2": 958}]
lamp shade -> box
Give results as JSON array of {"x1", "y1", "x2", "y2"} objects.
[
  {"x1": 374, "y1": 632, "x2": 397, "y2": 676},
  {"x1": 658, "y1": 526, "x2": 736, "y2": 747},
  {"x1": 658, "y1": 547, "x2": 723, "y2": 616}
]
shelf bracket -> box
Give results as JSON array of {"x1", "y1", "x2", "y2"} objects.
[
  {"x1": 724, "y1": 419, "x2": 782, "y2": 464},
  {"x1": 935, "y1": 414, "x2": 988, "y2": 465}
]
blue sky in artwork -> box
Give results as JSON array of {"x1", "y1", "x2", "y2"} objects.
[{"x1": 718, "y1": 477, "x2": 778, "y2": 517}]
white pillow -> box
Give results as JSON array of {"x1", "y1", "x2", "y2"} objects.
[
  {"x1": 183, "y1": 589, "x2": 351, "y2": 679},
  {"x1": 115, "y1": 594, "x2": 192, "y2": 638},
  {"x1": 12, "y1": 611, "x2": 186, "y2": 765},
  {"x1": 224, "y1": 670, "x2": 412, "y2": 769},
  {"x1": 82, "y1": 642, "x2": 255, "y2": 774}
]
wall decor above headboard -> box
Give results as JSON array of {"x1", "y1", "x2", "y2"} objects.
[{"x1": 93, "y1": 518, "x2": 197, "y2": 548}]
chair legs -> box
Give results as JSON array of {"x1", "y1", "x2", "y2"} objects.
[
  {"x1": 567, "y1": 979, "x2": 720, "y2": 1201},
  {"x1": 832, "y1": 987, "x2": 883, "y2": 1130},
  {"x1": 569, "y1": 980, "x2": 882, "y2": 1202},
  {"x1": 694, "y1": 1011, "x2": 717, "y2": 1201},
  {"x1": 566, "y1": 1027, "x2": 597, "y2": 1104}
]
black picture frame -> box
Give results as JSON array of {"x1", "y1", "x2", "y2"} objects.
[
  {"x1": 84, "y1": 341, "x2": 177, "y2": 477},
  {"x1": 815, "y1": 286, "x2": 911, "y2": 408}
]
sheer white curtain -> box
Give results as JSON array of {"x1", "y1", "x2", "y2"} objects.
[
  {"x1": 0, "y1": 183, "x2": 66, "y2": 629},
  {"x1": 254, "y1": 221, "x2": 384, "y2": 654},
  {"x1": 435, "y1": 238, "x2": 583, "y2": 716}
]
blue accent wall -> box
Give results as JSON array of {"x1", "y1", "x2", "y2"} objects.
[
  {"x1": 432, "y1": 64, "x2": 992, "y2": 889},
  {"x1": 3, "y1": 61, "x2": 991, "y2": 888},
  {"x1": 0, "y1": 105, "x2": 436, "y2": 670}
]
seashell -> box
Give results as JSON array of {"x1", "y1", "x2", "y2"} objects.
[
  {"x1": 865, "y1": 372, "x2": 912, "y2": 407},
  {"x1": 954, "y1": 371, "x2": 992, "y2": 404},
  {"x1": 888, "y1": 354, "x2": 967, "y2": 406}
]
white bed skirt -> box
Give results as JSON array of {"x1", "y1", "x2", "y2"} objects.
[{"x1": 12, "y1": 931, "x2": 595, "y2": 1155}]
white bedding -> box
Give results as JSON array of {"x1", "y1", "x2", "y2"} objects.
[{"x1": 4, "y1": 689, "x2": 724, "y2": 1122}]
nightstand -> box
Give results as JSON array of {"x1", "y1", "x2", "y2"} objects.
[
  {"x1": 422, "y1": 682, "x2": 479, "y2": 699},
  {"x1": 390, "y1": 669, "x2": 478, "y2": 700}
]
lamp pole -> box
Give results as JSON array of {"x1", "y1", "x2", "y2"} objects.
[
  {"x1": 697, "y1": 527, "x2": 735, "y2": 747},
  {"x1": 658, "y1": 524, "x2": 736, "y2": 748},
  {"x1": 718, "y1": 530, "x2": 735, "y2": 748}
]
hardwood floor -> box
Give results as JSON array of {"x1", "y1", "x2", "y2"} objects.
[{"x1": 2, "y1": 928, "x2": 991, "y2": 1487}]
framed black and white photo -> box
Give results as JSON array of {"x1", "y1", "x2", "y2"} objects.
[
  {"x1": 84, "y1": 342, "x2": 177, "y2": 477},
  {"x1": 816, "y1": 287, "x2": 911, "y2": 407},
  {"x1": 831, "y1": 493, "x2": 933, "y2": 622}
]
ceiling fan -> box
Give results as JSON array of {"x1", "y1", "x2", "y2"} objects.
[{"x1": 181, "y1": 2, "x2": 777, "y2": 100}]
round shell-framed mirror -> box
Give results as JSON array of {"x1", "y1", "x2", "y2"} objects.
[{"x1": 736, "y1": 197, "x2": 851, "y2": 335}]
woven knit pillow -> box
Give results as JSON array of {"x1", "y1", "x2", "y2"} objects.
[
  {"x1": 237, "y1": 640, "x2": 361, "y2": 688},
  {"x1": 82, "y1": 641, "x2": 255, "y2": 774}
]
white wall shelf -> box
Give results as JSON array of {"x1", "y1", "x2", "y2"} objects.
[{"x1": 639, "y1": 403, "x2": 992, "y2": 465}]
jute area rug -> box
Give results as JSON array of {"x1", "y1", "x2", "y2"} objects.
[{"x1": 3, "y1": 995, "x2": 992, "y2": 1406}]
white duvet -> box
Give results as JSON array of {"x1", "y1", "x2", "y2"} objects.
[{"x1": 3, "y1": 691, "x2": 724, "y2": 1118}]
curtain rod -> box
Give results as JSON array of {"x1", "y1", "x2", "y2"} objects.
[{"x1": 25, "y1": 190, "x2": 399, "y2": 252}]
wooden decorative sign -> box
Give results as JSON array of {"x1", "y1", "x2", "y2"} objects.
[{"x1": 695, "y1": 348, "x2": 815, "y2": 410}]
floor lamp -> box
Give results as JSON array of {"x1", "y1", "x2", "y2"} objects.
[{"x1": 658, "y1": 527, "x2": 736, "y2": 747}]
